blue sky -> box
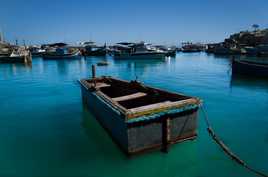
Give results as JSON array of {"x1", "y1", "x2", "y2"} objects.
[{"x1": 1, "y1": 0, "x2": 268, "y2": 45}]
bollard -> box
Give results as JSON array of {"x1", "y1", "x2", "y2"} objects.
[{"x1": 92, "y1": 65, "x2": 96, "y2": 79}]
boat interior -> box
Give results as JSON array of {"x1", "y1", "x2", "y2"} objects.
[{"x1": 84, "y1": 77, "x2": 192, "y2": 110}]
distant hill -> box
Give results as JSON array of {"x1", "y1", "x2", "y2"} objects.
[{"x1": 225, "y1": 29, "x2": 268, "y2": 47}]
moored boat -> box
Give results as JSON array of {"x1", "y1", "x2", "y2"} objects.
[
  {"x1": 29, "y1": 46, "x2": 46, "y2": 57},
  {"x1": 181, "y1": 42, "x2": 205, "y2": 53},
  {"x1": 154, "y1": 45, "x2": 176, "y2": 57},
  {"x1": 0, "y1": 48, "x2": 32, "y2": 64},
  {"x1": 42, "y1": 48, "x2": 80, "y2": 59},
  {"x1": 80, "y1": 71, "x2": 201, "y2": 155},
  {"x1": 81, "y1": 42, "x2": 107, "y2": 56},
  {"x1": 112, "y1": 42, "x2": 166, "y2": 59},
  {"x1": 232, "y1": 57, "x2": 268, "y2": 77}
]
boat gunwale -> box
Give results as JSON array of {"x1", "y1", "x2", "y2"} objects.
[
  {"x1": 234, "y1": 59, "x2": 268, "y2": 67},
  {"x1": 80, "y1": 77, "x2": 201, "y2": 120}
]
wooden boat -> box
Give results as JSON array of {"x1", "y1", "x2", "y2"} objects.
[
  {"x1": 232, "y1": 58, "x2": 268, "y2": 77},
  {"x1": 42, "y1": 49, "x2": 80, "y2": 59},
  {"x1": 80, "y1": 73, "x2": 201, "y2": 155}
]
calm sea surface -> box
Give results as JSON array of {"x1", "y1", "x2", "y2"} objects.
[{"x1": 0, "y1": 53, "x2": 268, "y2": 177}]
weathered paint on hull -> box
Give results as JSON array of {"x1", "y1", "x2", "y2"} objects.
[
  {"x1": 81, "y1": 84, "x2": 198, "y2": 155},
  {"x1": 232, "y1": 59, "x2": 268, "y2": 77},
  {"x1": 81, "y1": 86, "x2": 129, "y2": 152},
  {"x1": 127, "y1": 110, "x2": 198, "y2": 154}
]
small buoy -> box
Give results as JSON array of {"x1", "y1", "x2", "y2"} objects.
[{"x1": 97, "y1": 61, "x2": 109, "y2": 66}]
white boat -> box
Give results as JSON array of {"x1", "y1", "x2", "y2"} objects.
[
  {"x1": 113, "y1": 42, "x2": 166, "y2": 59},
  {"x1": 0, "y1": 48, "x2": 32, "y2": 63}
]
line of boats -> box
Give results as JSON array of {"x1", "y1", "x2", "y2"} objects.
[
  {"x1": 1, "y1": 38, "x2": 268, "y2": 77},
  {"x1": 0, "y1": 46, "x2": 32, "y2": 64},
  {"x1": 0, "y1": 41, "x2": 179, "y2": 64}
]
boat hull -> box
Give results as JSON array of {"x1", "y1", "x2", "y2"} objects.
[
  {"x1": 80, "y1": 78, "x2": 199, "y2": 155},
  {"x1": 232, "y1": 59, "x2": 268, "y2": 77},
  {"x1": 0, "y1": 56, "x2": 27, "y2": 63},
  {"x1": 43, "y1": 52, "x2": 80, "y2": 59},
  {"x1": 114, "y1": 53, "x2": 166, "y2": 59},
  {"x1": 82, "y1": 50, "x2": 106, "y2": 56}
]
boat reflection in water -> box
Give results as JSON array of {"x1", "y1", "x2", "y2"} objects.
[
  {"x1": 113, "y1": 58, "x2": 167, "y2": 78},
  {"x1": 0, "y1": 62, "x2": 32, "y2": 77},
  {"x1": 81, "y1": 108, "x2": 125, "y2": 157},
  {"x1": 230, "y1": 74, "x2": 268, "y2": 91}
]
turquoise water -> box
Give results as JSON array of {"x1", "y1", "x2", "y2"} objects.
[{"x1": 0, "y1": 53, "x2": 268, "y2": 177}]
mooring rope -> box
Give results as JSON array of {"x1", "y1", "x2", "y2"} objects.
[{"x1": 200, "y1": 105, "x2": 268, "y2": 177}]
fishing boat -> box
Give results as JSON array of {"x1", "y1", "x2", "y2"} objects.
[
  {"x1": 257, "y1": 44, "x2": 268, "y2": 57},
  {"x1": 42, "y1": 48, "x2": 80, "y2": 59},
  {"x1": 81, "y1": 42, "x2": 107, "y2": 56},
  {"x1": 29, "y1": 46, "x2": 46, "y2": 57},
  {"x1": 154, "y1": 45, "x2": 176, "y2": 57},
  {"x1": 241, "y1": 46, "x2": 258, "y2": 56},
  {"x1": 0, "y1": 48, "x2": 32, "y2": 64},
  {"x1": 232, "y1": 57, "x2": 268, "y2": 77},
  {"x1": 80, "y1": 68, "x2": 201, "y2": 155},
  {"x1": 112, "y1": 42, "x2": 166, "y2": 59},
  {"x1": 181, "y1": 42, "x2": 205, "y2": 53}
]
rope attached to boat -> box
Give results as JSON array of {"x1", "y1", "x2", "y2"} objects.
[{"x1": 201, "y1": 105, "x2": 268, "y2": 177}]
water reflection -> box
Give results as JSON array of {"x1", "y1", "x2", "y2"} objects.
[
  {"x1": 230, "y1": 74, "x2": 268, "y2": 91},
  {"x1": 0, "y1": 63, "x2": 32, "y2": 78},
  {"x1": 113, "y1": 58, "x2": 167, "y2": 78},
  {"x1": 81, "y1": 107, "x2": 126, "y2": 159}
]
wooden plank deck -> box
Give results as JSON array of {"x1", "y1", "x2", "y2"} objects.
[
  {"x1": 128, "y1": 101, "x2": 171, "y2": 113},
  {"x1": 112, "y1": 92, "x2": 147, "y2": 102}
]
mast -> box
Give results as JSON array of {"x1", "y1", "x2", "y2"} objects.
[{"x1": 0, "y1": 28, "x2": 3, "y2": 43}]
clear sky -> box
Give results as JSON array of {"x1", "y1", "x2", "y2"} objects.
[{"x1": 1, "y1": 0, "x2": 268, "y2": 45}]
